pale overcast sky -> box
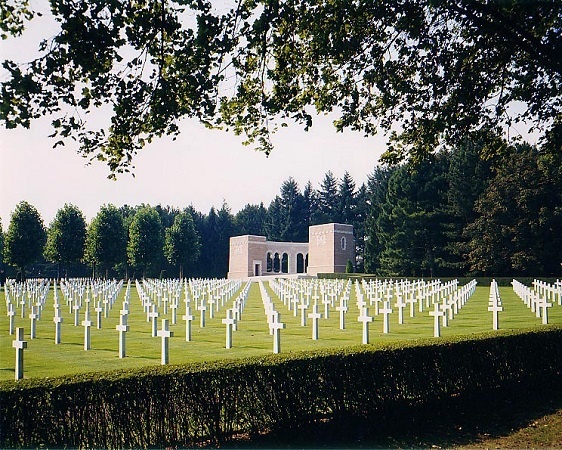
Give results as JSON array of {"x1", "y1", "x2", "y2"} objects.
[
  {"x1": 1, "y1": 111, "x2": 386, "y2": 227},
  {"x1": 0, "y1": 1, "x2": 388, "y2": 228}
]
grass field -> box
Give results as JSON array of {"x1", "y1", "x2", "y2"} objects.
[{"x1": 1, "y1": 278, "x2": 559, "y2": 382}]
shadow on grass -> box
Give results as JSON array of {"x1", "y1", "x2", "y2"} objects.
[{"x1": 224, "y1": 376, "x2": 562, "y2": 449}]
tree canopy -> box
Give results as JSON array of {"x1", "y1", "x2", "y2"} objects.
[
  {"x1": 1, "y1": 0, "x2": 560, "y2": 175},
  {"x1": 127, "y1": 206, "x2": 164, "y2": 276},
  {"x1": 44, "y1": 203, "x2": 87, "y2": 273},
  {"x1": 164, "y1": 210, "x2": 200, "y2": 278},
  {"x1": 4, "y1": 201, "x2": 46, "y2": 277},
  {"x1": 84, "y1": 204, "x2": 126, "y2": 277}
]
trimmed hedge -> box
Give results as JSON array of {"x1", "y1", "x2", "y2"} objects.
[{"x1": 1, "y1": 327, "x2": 561, "y2": 448}]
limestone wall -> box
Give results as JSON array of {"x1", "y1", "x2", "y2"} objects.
[
  {"x1": 307, "y1": 223, "x2": 354, "y2": 276},
  {"x1": 227, "y1": 235, "x2": 267, "y2": 279}
]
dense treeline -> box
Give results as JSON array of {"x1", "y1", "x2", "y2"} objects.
[{"x1": 1, "y1": 141, "x2": 561, "y2": 280}]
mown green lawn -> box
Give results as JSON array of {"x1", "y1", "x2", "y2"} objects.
[{"x1": 1, "y1": 279, "x2": 559, "y2": 381}]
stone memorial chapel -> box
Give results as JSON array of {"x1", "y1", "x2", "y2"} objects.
[{"x1": 228, "y1": 223, "x2": 355, "y2": 279}]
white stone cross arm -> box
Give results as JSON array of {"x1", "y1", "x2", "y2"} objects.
[
  {"x1": 270, "y1": 316, "x2": 285, "y2": 354},
  {"x1": 222, "y1": 309, "x2": 236, "y2": 349},
  {"x1": 13, "y1": 327, "x2": 28, "y2": 380},
  {"x1": 358, "y1": 308, "x2": 373, "y2": 344},
  {"x1": 116, "y1": 316, "x2": 130, "y2": 359},
  {"x1": 429, "y1": 303, "x2": 444, "y2": 337},
  {"x1": 487, "y1": 302, "x2": 503, "y2": 330},
  {"x1": 157, "y1": 319, "x2": 174, "y2": 365}
]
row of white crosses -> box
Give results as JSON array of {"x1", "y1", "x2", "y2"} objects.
[
  {"x1": 269, "y1": 277, "x2": 477, "y2": 341},
  {"x1": 259, "y1": 281, "x2": 285, "y2": 353},
  {"x1": 4, "y1": 279, "x2": 50, "y2": 335},
  {"x1": 4, "y1": 278, "x2": 124, "y2": 380},
  {"x1": 135, "y1": 278, "x2": 250, "y2": 363},
  {"x1": 360, "y1": 278, "x2": 454, "y2": 317},
  {"x1": 269, "y1": 278, "x2": 351, "y2": 340},
  {"x1": 428, "y1": 279, "x2": 477, "y2": 337},
  {"x1": 7, "y1": 277, "x2": 250, "y2": 378},
  {"x1": 533, "y1": 279, "x2": 562, "y2": 307},
  {"x1": 56, "y1": 279, "x2": 124, "y2": 349},
  {"x1": 23, "y1": 278, "x2": 122, "y2": 347},
  {"x1": 356, "y1": 278, "x2": 477, "y2": 338},
  {"x1": 488, "y1": 279, "x2": 503, "y2": 330},
  {"x1": 271, "y1": 278, "x2": 350, "y2": 316},
  {"x1": 58, "y1": 278, "x2": 123, "y2": 327},
  {"x1": 512, "y1": 279, "x2": 555, "y2": 325},
  {"x1": 221, "y1": 282, "x2": 251, "y2": 349}
]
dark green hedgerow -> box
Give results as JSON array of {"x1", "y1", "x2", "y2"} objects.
[{"x1": 1, "y1": 327, "x2": 561, "y2": 448}]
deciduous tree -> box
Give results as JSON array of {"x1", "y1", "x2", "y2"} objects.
[
  {"x1": 44, "y1": 204, "x2": 87, "y2": 278},
  {"x1": 4, "y1": 201, "x2": 46, "y2": 279},
  {"x1": 164, "y1": 211, "x2": 200, "y2": 278},
  {"x1": 84, "y1": 204, "x2": 126, "y2": 278},
  {"x1": 127, "y1": 206, "x2": 164, "y2": 277}
]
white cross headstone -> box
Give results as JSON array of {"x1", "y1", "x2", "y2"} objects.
[
  {"x1": 384, "y1": 289, "x2": 394, "y2": 305},
  {"x1": 73, "y1": 303, "x2": 81, "y2": 326},
  {"x1": 182, "y1": 305, "x2": 195, "y2": 342},
  {"x1": 380, "y1": 301, "x2": 392, "y2": 334},
  {"x1": 270, "y1": 313, "x2": 285, "y2": 354},
  {"x1": 199, "y1": 301, "x2": 207, "y2": 328},
  {"x1": 538, "y1": 297, "x2": 553, "y2": 325},
  {"x1": 82, "y1": 310, "x2": 93, "y2": 350},
  {"x1": 157, "y1": 319, "x2": 174, "y2": 365},
  {"x1": 441, "y1": 300, "x2": 450, "y2": 327},
  {"x1": 103, "y1": 296, "x2": 110, "y2": 318},
  {"x1": 170, "y1": 301, "x2": 178, "y2": 325},
  {"x1": 20, "y1": 296, "x2": 26, "y2": 318},
  {"x1": 308, "y1": 305, "x2": 322, "y2": 340},
  {"x1": 95, "y1": 302, "x2": 103, "y2": 329},
  {"x1": 395, "y1": 295, "x2": 407, "y2": 325},
  {"x1": 149, "y1": 304, "x2": 159, "y2": 337},
  {"x1": 222, "y1": 309, "x2": 236, "y2": 349},
  {"x1": 429, "y1": 303, "x2": 444, "y2": 338},
  {"x1": 35, "y1": 300, "x2": 43, "y2": 321},
  {"x1": 116, "y1": 314, "x2": 129, "y2": 358},
  {"x1": 291, "y1": 296, "x2": 300, "y2": 317},
  {"x1": 29, "y1": 306, "x2": 38, "y2": 339},
  {"x1": 407, "y1": 293, "x2": 417, "y2": 317},
  {"x1": 232, "y1": 303, "x2": 241, "y2": 330},
  {"x1": 323, "y1": 298, "x2": 330, "y2": 319},
  {"x1": 488, "y1": 303, "x2": 503, "y2": 330},
  {"x1": 208, "y1": 297, "x2": 215, "y2": 319},
  {"x1": 358, "y1": 308, "x2": 373, "y2": 344},
  {"x1": 53, "y1": 307, "x2": 63, "y2": 344},
  {"x1": 298, "y1": 302, "x2": 308, "y2": 327},
  {"x1": 8, "y1": 303, "x2": 16, "y2": 335},
  {"x1": 336, "y1": 302, "x2": 348, "y2": 330},
  {"x1": 12, "y1": 327, "x2": 28, "y2": 380}
]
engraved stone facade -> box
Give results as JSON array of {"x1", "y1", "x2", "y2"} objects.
[
  {"x1": 227, "y1": 235, "x2": 267, "y2": 279},
  {"x1": 306, "y1": 223, "x2": 355, "y2": 276}
]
